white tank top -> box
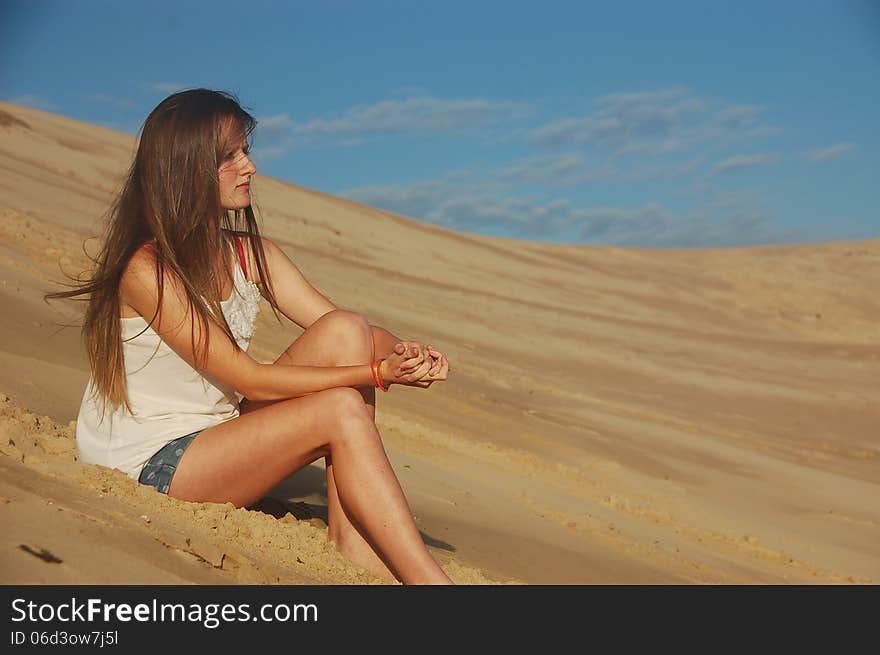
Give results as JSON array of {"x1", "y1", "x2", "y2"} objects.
[{"x1": 76, "y1": 246, "x2": 262, "y2": 480}]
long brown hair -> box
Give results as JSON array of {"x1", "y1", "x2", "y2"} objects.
[{"x1": 47, "y1": 89, "x2": 278, "y2": 410}]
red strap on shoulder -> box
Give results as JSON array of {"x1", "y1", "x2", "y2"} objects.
[
  {"x1": 235, "y1": 236, "x2": 248, "y2": 280},
  {"x1": 142, "y1": 243, "x2": 156, "y2": 252}
]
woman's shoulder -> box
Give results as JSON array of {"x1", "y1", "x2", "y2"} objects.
[
  {"x1": 120, "y1": 244, "x2": 189, "y2": 309},
  {"x1": 122, "y1": 246, "x2": 158, "y2": 283},
  {"x1": 118, "y1": 246, "x2": 161, "y2": 317},
  {"x1": 122, "y1": 243, "x2": 159, "y2": 280}
]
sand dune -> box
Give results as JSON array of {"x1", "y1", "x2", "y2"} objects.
[{"x1": 1, "y1": 101, "x2": 877, "y2": 584}]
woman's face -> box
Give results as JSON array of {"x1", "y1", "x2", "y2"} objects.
[{"x1": 218, "y1": 123, "x2": 256, "y2": 210}]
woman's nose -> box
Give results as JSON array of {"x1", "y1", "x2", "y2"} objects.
[{"x1": 241, "y1": 154, "x2": 256, "y2": 175}]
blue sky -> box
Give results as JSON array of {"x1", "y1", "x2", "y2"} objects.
[{"x1": 1, "y1": 0, "x2": 877, "y2": 247}]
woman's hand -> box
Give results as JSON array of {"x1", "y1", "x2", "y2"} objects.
[
  {"x1": 379, "y1": 342, "x2": 450, "y2": 388},
  {"x1": 419, "y1": 345, "x2": 449, "y2": 386},
  {"x1": 378, "y1": 343, "x2": 430, "y2": 387}
]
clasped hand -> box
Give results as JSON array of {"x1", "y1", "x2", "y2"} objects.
[{"x1": 379, "y1": 341, "x2": 449, "y2": 388}]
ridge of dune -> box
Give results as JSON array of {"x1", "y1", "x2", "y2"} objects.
[{"x1": 1, "y1": 101, "x2": 878, "y2": 584}]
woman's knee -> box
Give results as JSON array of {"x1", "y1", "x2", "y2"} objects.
[
  {"x1": 314, "y1": 387, "x2": 377, "y2": 444},
  {"x1": 258, "y1": 389, "x2": 369, "y2": 459},
  {"x1": 310, "y1": 386, "x2": 369, "y2": 419},
  {"x1": 314, "y1": 310, "x2": 372, "y2": 348}
]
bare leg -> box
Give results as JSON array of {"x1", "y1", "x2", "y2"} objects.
[
  {"x1": 172, "y1": 310, "x2": 451, "y2": 584},
  {"x1": 324, "y1": 455, "x2": 397, "y2": 581},
  {"x1": 242, "y1": 310, "x2": 408, "y2": 581}
]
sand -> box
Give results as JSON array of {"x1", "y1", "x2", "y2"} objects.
[{"x1": 0, "y1": 101, "x2": 877, "y2": 585}]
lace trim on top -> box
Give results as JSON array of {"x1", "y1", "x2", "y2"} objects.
[{"x1": 222, "y1": 260, "x2": 261, "y2": 350}]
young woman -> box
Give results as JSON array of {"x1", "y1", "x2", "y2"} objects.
[{"x1": 49, "y1": 89, "x2": 453, "y2": 585}]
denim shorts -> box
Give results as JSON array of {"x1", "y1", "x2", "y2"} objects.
[{"x1": 137, "y1": 431, "x2": 201, "y2": 494}]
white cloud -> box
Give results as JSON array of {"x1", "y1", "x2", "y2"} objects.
[
  {"x1": 87, "y1": 93, "x2": 135, "y2": 110},
  {"x1": 258, "y1": 114, "x2": 295, "y2": 133},
  {"x1": 527, "y1": 88, "x2": 770, "y2": 157},
  {"x1": 709, "y1": 153, "x2": 775, "y2": 177},
  {"x1": 292, "y1": 96, "x2": 531, "y2": 139},
  {"x1": 625, "y1": 157, "x2": 705, "y2": 181},
  {"x1": 804, "y1": 142, "x2": 856, "y2": 163},
  {"x1": 342, "y1": 177, "x2": 570, "y2": 237},
  {"x1": 684, "y1": 182, "x2": 771, "y2": 212},
  {"x1": 343, "y1": 180, "x2": 459, "y2": 221},
  {"x1": 570, "y1": 204, "x2": 790, "y2": 247},
  {"x1": 494, "y1": 153, "x2": 704, "y2": 187},
  {"x1": 338, "y1": 177, "x2": 474, "y2": 232},
  {"x1": 497, "y1": 154, "x2": 596, "y2": 186},
  {"x1": 571, "y1": 203, "x2": 676, "y2": 240},
  {"x1": 340, "y1": 175, "x2": 796, "y2": 247},
  {"x1": 251, "y1": 113, "x2": 297, "y2": 159},
  {"x1": 247, "y1": 95, "x2": 532, "y2": 153},
  {"x1": 436, "y1": 194, "x2": 574, "y2": 236},
  {"x1": 716, "y1": 105, "x2": 762, "y2": 129}
]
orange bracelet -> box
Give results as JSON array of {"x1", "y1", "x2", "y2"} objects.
[{"x1": 371, "y1": 360, "x2": 389, "y2": 392}]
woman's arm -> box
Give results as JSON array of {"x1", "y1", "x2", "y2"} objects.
[
  {"x1": 256, "y1": 236, "x2": 338, "y2": 329},
  {"x1": 249, "y1": 237, "x2": 449, "y2": 385},
  {"x1": 120, "y1": 249, "x2": 423, "y2": 401},
  {"x1": 255, "y1": 238, "x2": 440, "y2": 362},
  {"x1": 371, "y1": 325, "x2": 404, "y2": 358}
]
